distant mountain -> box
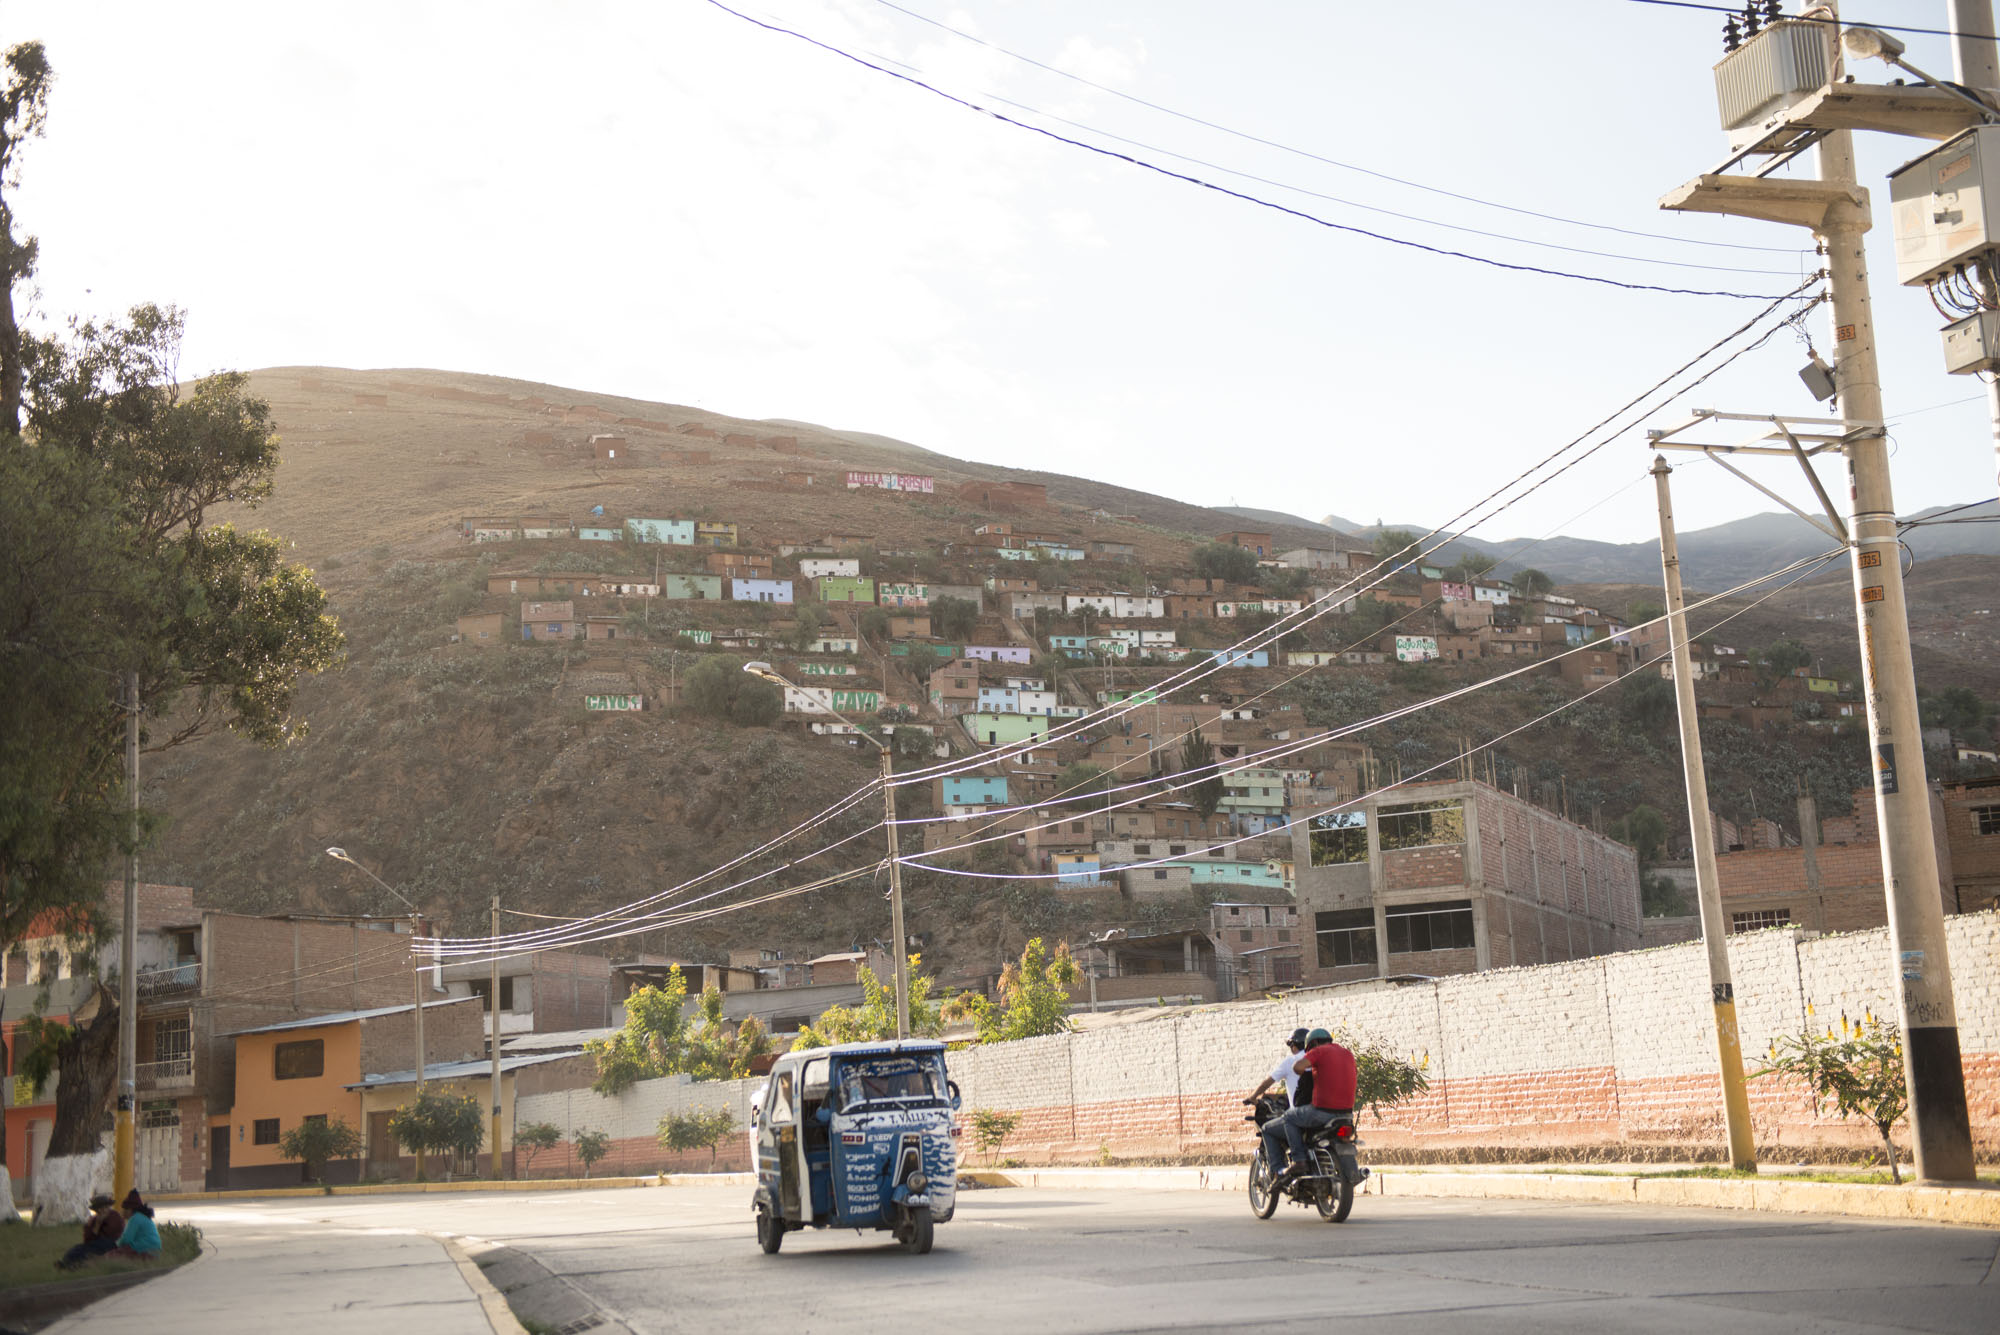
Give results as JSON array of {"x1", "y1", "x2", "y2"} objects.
[{"x1": 1313, "y1": 501, "x2": 1999, "y2": 588}]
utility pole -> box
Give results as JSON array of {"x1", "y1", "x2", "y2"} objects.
[
  {"x1": 880, "y1": 745, "x2": 911, "y2": 1040},
  {"x1": 1660, "y1": 3, "x2": 1975, "y2": 1181},
  {"x1": 113, "y1": 672, "x2": 139, "y2": 1201},
  {"x1": 412, "y1": 911, "x2": 427, "y2": 1178},
  {"x1": 1949, "y1": 2, "x2": 2000, "y2": 497},
  {"x1": 490, "y1": 896, "x2": 505, "y2": 1178},
  {"x1": 1653, "y1": 459, "x2": 1758, "y2": 1171}
]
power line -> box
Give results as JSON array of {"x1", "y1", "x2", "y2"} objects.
[
  {"x1": 700, "y1": 0, "x2": 1797, "y2": 300},
  {"x1": 867, "y1": 0, "x2": 1805, "y2": 254},
  {"x1": 1618, "y1": 0, "x2": 2000, "y2": 43}
]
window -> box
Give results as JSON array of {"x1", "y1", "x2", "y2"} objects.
[
  {"x1": 304, "y1": 1113, "x2": 327, "y2": 1126},
  {"x1": 1378, "y1": 801, "x2": 1466, "y2": 851},
  {"x1": 1239, "y1": 930, "x2": 1254, "y2": 944},
  {"x1": 1169, "y1": 844, "x2": 1186, "y2": 856},
  {"x1": 253, "y1": 1118, "x2": 280, "y2": 1145},
  {"x1": 468, "y1": 977, "x2": 516, "y2": 1012},
  {"x1": 1309, "y1": 811, "x2": 1368, "y2": 866},
  {"x1": 1977, "y1": 805, "x2": 2000, "y2": 836},
  {"x1": 1278, "y1": 930, "x2": 1292, "y2": 943},
  {"x1": 1731, "y1": 908, "x2": 1792, "y2": 932},
  {"x1": 153, "y1": 1015, "x2": 191, "y2": 1065},
  {"x1": 1315, "y1": 910, "x2": 1376, "y2": 968},
  {"x1": 274, "y1": 1039, "x2": 324, "y2": 1080},
  {"x1": 1134, "y1": 843, "x2": 1152, "y2": 855},
  {"x1": 1386, "y1": 900, "x2": 1476, "y2": 953}
]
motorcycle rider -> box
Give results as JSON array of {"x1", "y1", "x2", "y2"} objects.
[
  {"x1": 1261, "y1": 1028, "x2": 1357, "y2": 1186},
  {"x1": 1246, "y1": 1027, "x2": 1311, "y2": 1108}
]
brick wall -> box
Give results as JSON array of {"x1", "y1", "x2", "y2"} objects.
[
  {"x1": 948, "y1": 910, "x2": 2000, "y2": 1163},
  {"x1": 514, "y1": 1070, "x2": 761, "y2": 1178}
]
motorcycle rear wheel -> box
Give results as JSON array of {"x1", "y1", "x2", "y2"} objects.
[
  {"x1": 1317, "y1": 1173, "x2": 1355, "y2": 1222},
  {"x1": 1247, "y1": 1149, "x2": 1279, "y2": 1219}
]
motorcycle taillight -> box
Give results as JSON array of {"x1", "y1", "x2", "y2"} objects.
[{"x1": 1334, "y1": 1123, "x2": 1356, "y2": 1141}]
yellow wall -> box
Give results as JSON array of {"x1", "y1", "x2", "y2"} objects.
[
  {"x1": 228, "y1": 1022, "x2": 364, "y2": 1169},
  {"x1": 357, "y1": 1074, "x2": 516, "y2": 1159}
]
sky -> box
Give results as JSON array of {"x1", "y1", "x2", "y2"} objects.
[{"x1": 7, "y1": 0, "x2": 1999, "y2": 544}]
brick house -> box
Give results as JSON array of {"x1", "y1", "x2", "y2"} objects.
[
  {"x1": 521, "y1": 600, "x2": 579, "y2": 640},
  {"x1": 1291, "y1": 779, "x2": 1642, "y2": 988},
  {"x1": 705, "y1": 551, "x2": 774, "y2": 577},
  {"x1": 1939, "y1": 776, "x2": 2000, "y2": 913},
  {"x1": 456, "y1": 611, "x2": 504, "y2": 646}
]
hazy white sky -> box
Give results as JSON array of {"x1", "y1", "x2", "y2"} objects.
[{"x1": 7, "y1": 1, "x2": 1996, "y2": 542}]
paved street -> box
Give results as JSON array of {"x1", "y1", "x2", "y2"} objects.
[{"x1": 133, "y1": 1182, "x2": 1999, "y2": 1335}]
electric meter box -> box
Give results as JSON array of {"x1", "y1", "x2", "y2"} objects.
[
  {"x1": 1888, "y1": 125, "x2": 2000, "y2": 287},
  {"x1": 1941, "y1": 310, "x2": 2000, "y2": 374}
]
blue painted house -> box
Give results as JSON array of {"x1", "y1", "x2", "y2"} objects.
[
  {"x1": 731, "y1": 577, "x2": 794, "y2": 604},
  {"x1": 626, "y1": 518, "x2": 695, "y2": 545},
  {"x1": 939, "y1": 775, "x2": 1008, "y2": 813}
]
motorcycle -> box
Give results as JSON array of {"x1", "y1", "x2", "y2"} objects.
[{"x1": 1243, "y1": 1093, "x2": 1366, "y2": 1223}]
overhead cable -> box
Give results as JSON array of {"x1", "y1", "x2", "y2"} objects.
[{"x1": 700, "y1": 0, "x2": 1798, "y2": 300}]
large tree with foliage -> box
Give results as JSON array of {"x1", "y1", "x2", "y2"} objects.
[
  {"x1": 942, "y1": 938, "x2": 1082, "y2": 1043},
  {"x1": 682, "y1": 656, "x2": 781, "y2": 726},
  {"x1": 1191, "y1": 543, "x2": 1259, "y2": 585},
  {"x1": 931, "y1": 595, "x2": 978, "y2": 642},
  {"x1": 1180, "y1": 728, "x2": 1224, "y2": 820},
  {"x1": 792, "y1": 957, "x2": 945, "y2": 1048},
  {"x1": 0, "y1": 41, "x2": 343, "y2": 1221},
  {"x1": 585, "y1": 967, "x2": 770, "y2": 1095}
]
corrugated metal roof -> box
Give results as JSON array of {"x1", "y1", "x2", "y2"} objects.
[
  {"x1": 221, "y1": 996, "x2": 478, "y2": 1037},
  {"x1": 344, "y1": 1051, "x2": 579, "y2": 1089}
]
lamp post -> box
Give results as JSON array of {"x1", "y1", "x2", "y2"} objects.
[
  {"x1": 326, "y1": 847, "x2": 432, "y2": 1174},
  {"x1": 743, "y1": 661, "x2": 910, "y2": 1039}
]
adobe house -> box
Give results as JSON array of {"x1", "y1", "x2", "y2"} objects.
[
  {"x1": 521, "y1": 600, "x2": 579, "y2": 640},
  {"x1": 457, "y1": 612, "x2": 505, "y2": 646}
]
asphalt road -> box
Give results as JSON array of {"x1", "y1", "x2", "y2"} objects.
[{"x1": 166, "y1": 1183, "x2": 1999, "y2": 1335}]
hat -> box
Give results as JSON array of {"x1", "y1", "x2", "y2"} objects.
[
  {"x1": 89, "y1": 1193, "x2": 114, "y2": 1209},
  {"x1": 1287, "y1": 1027, "x2": 1309, "y2": 1048}
]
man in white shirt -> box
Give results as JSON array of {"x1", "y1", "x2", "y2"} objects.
[{"x1": 1246, "y1": 1028, "x2": 1310, "y2": 1107}]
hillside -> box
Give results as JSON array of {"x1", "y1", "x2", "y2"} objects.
[{"x1": 131, "y1": 367, "x2": 1998, "y2": 981}]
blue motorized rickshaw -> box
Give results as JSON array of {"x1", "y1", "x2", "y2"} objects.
[{"x1": 750, "y1": 1039, "x2": 960, "y2": 1255}]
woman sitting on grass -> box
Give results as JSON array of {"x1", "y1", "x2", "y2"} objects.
[{"x1": 112, "y1": 1189, "x2": 160, "y2": 1260}]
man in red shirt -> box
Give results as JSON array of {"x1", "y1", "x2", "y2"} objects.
[{"x1": 1260, "y1": 1028, "x2": 1357, "y2": 1184}]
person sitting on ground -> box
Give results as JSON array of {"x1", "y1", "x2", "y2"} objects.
[
  {"x1": 56, "y1": 1193, "x2": 124, "y2": 1270},
  {"x1": 1260, "y1": 1028, "x2": 1357, "y2": 1186},
  {"x1": 1245, "y1": 1028, "x2": 1310, "y2": 1109},
  {"x1": 112, "y1": 1189, "x2": 161, "y2": 1260}
]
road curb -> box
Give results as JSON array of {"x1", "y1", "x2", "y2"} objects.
[
  {"x1": 439, "y1": 1235, "x2": 530, "y2": 1335},
  {"x1": 149, "y1": 1171, "x2": 755, "y2": 1203},
  {"x1": 958, "y1": 1166, "x2": 2000, "y2": 1228}
]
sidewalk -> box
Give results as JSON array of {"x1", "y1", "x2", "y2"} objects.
[
  {"x1": 39, "y1": 1213, "x2": 519, "y2": 1335},
  {"x1": 958, "y1": 1163, "x2": 2000, "y2": 1227}
]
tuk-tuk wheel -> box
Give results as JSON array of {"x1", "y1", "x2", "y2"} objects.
[
  {"x1": 756, "y1": 1206, "x2": 785, "y2": 1254},
  {"x1": 899, "y1": 1204, "x2": 933, "y2": 1255}
]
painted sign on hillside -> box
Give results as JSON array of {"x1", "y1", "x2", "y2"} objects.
[
  {"x1": 585, "y1": 694, "x2": 644, "y2": 711},
  {"x1": 845, "y1": 471, "x2": 935, "y2": 493}
]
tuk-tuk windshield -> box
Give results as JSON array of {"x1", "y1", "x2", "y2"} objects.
[{"x1": 833, "y1": 1054, "x2": 945, "y2": 1110}]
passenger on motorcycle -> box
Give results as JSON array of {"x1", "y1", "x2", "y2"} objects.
[
  {"x1": 1262, "y1": 1028, "x2": 1357, "y2": 1184},
  {"x1": 1246, "y1": 1027, "x2": 1311, "y2": 1107}
]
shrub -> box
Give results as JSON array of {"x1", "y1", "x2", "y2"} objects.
[
  {"x1": 573, "y1": 1128, "x2": 612, "y2": 1177},
  {"x1": 278, "y1": 1115, "x2": 362, "y2": 1184}
]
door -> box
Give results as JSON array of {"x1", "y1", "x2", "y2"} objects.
[
  {"x1": 137, "y1": 1101, "x2": 180, "y2": 1194},
  {"x1": 207, "y1": 1126, "x2": 230, "y2": 1191},
  {"x1": 368, "y1": 1111, "x2": 398, "y2": 1178}
]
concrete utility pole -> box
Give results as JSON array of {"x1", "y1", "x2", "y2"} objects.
[
  {"x1": 880, "y1": 745, "x2": 912, "y2": 1040},
  {"x1": 490, "y1": 896, "x2": 505, "y2": 1178},
  {"x1": 1660, "y1": 3, "x2": 1975, "y2": 1182},
  {"x1": 113, "y1": 671, "x2": 139, "y2": 1201},
  {"x1": 1652, "y1": 459, "x2": 1758, "y2": 1172},
  {"x1": 1949, "y1": 1, "x2": 2000, "y2": 497}
]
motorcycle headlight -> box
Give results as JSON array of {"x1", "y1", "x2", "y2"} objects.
[{"x1": 908, "y1": 1172, "x2": 928, "y2": 1192}]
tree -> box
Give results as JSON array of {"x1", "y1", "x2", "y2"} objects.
[
  {"x1": 572, "y1": 1128, "x2": 612, "y2": 1178},
  {"x1": 1754, "y1": 1015, "x2": 1908, "y2": 1182},
  {"x1": 1622, "y1": 674, "x2": 1677, "y2": 730},
  {"x1": 515, "y1": 1121, "x2": 562, "y2": 1177},
  {"x1": 1257, "y1": 565, "x2": 1312, "y2": 600},
  {"x1": 1627, "y1": 598, "x2": 1665, "y2": 624},
  {"x1": 1191, "y1": 542, "x2": 1258, "y2": 584},
  {"x1": 0, "y1": 44, "x2": 343, "y2": 1213},
  {"x1": 1054, "y1": 762, "x2": 1110, "y2": 810},
  {"x1": 11, "y1": 994, "x2": 118, "y2": 1221},
  {"x1": 932, "y1": 595, "x2": 978, "y2": 642},
  {"x1": 1920, "y1": 686, "x2": 1991, "y2": 739},
  {"x1": 586, "y1": 970, "x2": 770, "y2": 1094},
  {"x1": 387, "y1": 1089, "x2": 485, "y2": 1177},
  {"x1": 1513, "y1": 568, "x2": 1556, "y2": 597},
  {"x1": 858, "y1": 606, "x2": 891, "y2": 641},
  {"x1": 792, "y1": 957, "x2": 945, "y2": 1048},
  {"x1": 970, "y1": 1109, "x2": 1021, "y2": 1165},
  {"x1": 1181, "y1": 729, "x2": 1224, "y2": 820},
  {"x1": 1764, "y1": 639, "x2": 1812, "y2": 678},
  {"x1": 1610, "y1": 804, "x2": 1668, "y2": 868},
  {"x1": 786, "y1": 601, "x2": 824, "y2": 653},
  {"x1": 657, "y1": 1106, "x2": 738, "y2": 1166},
  {"x1": 279, "y1": 1116, "x2": 362, "y2": 1185},
  {"x1": 1335, "y1": 1031, "x2": 1431, "y2": 1117},
  {"x1": 1372, "y1": 528, "x2": 1420, "y2": 562},
  {"x1": 1344, "y1": 596, "x2": 1395, "y2": 638},
  {"x1": 1446, "y1": 548, "x2": 1497, "y2": 580},
  {"x1": 682, "y1": 656, "x2": 781, "y2": 727},
  {"x1": 942, "y1": 938, "x2": 1082, "y2": 1044}
]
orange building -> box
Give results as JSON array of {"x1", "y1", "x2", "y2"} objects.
[{"x1": 223, "y1": 999, "x2": 483, "y2": 1189}]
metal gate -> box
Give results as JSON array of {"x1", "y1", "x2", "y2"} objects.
[{"x1": 138, "y1": 1101, "x2": 180, "y2": 1195}]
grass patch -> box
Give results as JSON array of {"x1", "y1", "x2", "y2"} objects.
[{"x1": 0, "y1": 1219, "x2": 202, "y2": 1293}]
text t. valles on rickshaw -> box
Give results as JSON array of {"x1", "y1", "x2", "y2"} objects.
[{"x1": 751, "y1": 1039, "x2": 960, "y2": 1255}]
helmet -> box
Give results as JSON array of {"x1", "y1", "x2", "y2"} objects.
[
  {"x1": 1287, "y1": 1027, "x2": 1309, "y2": 1049},
  {"x1": 1306, "y1": 1028, "x2": 1332, "y2": 1049}
]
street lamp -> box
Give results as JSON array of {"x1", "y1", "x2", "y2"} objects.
[
  {"x1": 1842, "y1": 26, "x2": 2000, "y2": 122},
  {"x1": 326, "y1": 847, "x2": 431, "y2": 1097},
  {"x1": 743, "y1": 660, "x2": 912, "y2": 1039}
]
